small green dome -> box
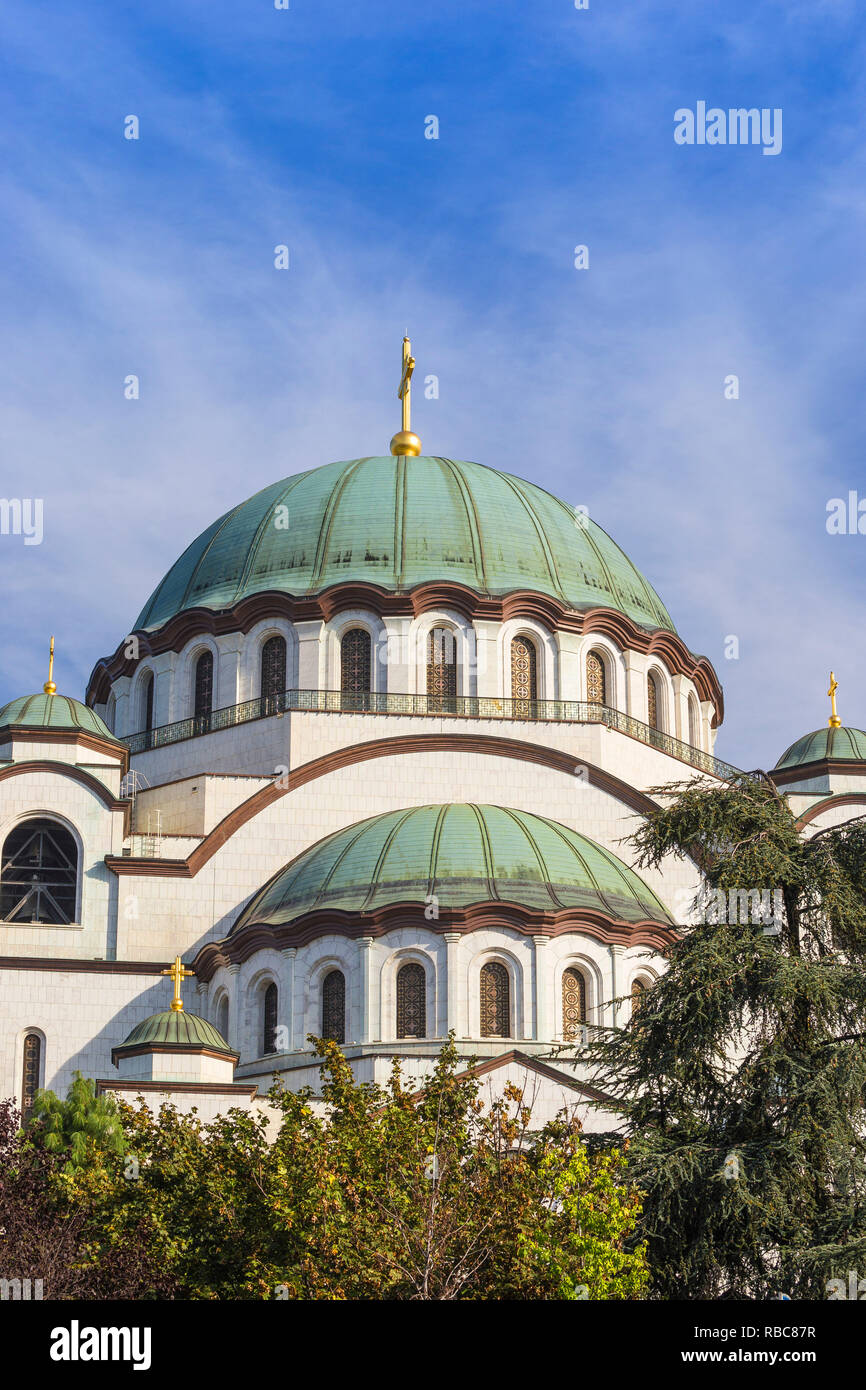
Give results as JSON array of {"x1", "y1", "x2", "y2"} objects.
[
  {"x1": 134, "y1": 456, "x2": 676, "y2": 634},
  {"x1": 0, "y1": 692, "x2": 118, "y2": 742},
  {"x1": 776, "y1": 726, "x2": 866, "y2": 770},
  {"x1": 120, "y1": 1010, "x2": 233, "y2": 1053},
  {"x1": 234, "y1": 803, "x2": 673, "y2": 931}
]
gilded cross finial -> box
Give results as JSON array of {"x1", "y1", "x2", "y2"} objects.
[
  {"x1": 828, "y1": 671, "x2": 841, "y2": 729},
  {"x1": 43, "y1": 635, "x2": 57, "y2": 696},
  {"x1": 390, "y1": 335, "x2": 422, "y2": 457},
  {"x1": 160, "y1": 955, "x2": 195, "y2": 1012}
]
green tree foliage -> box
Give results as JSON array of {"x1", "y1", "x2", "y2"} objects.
[
  {"x1": 583, "y1": 772, "x2": 866, "y2": 1300},
  {"x1": 27, "y1": 1071, "x2": 126, "y2": 1172},
  {"x1": 62, "y1": 1037, "x2": 647, "y2": 1300}
]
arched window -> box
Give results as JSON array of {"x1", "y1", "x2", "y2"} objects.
[
  {"x1": 427, "y1": 627, "x2": 457, "y2": 713},
  {"x1": 688, "y1": 695, "x2": 700, "y2": 749},
  {"x1": 341, "y1": 628, "x2": 372, "y2": 711},
  {"x1": 216, "y1": 995, "x2": 229, "y2": 1045},
  {"x1": 562, "y1": 967, "x2": 587, "y2": 1041},
  {"x1": 141, "y1": 671, "x2": 155, "y2": 748},
  {"x1": 106, "y1": 693, "x2": 116, "y2": 734},
  {"x1": 21, "y1": 1032, "x2": 42, "y2": 1123},
  {"x1": 194, "y1": 651, "x2": 214, "y2": 733},
  {"x1": 261, "y1": 635, "x2": 287, "y2": 716},
  {"x1": 480, "y1": 961, "x2": 510, "y2": 1037},
  {"x1": 647, "y1": 672, "x2": 661, "y2": 732},
  {"x1": 511, "y1": 636, "x2": 538, "y2": 714},
  {"x1": 1, "y1": 819, "x2": 78, "y2": 924},
  {"x1": 396, "y1": 962, "x2": 426, "y2": 1039},
  {"x1": 262, "y1": 982, "x2": 278, "y2": 1055},
  {"x1": 586, "y1": 651, "x2": 606, "y2": 708},
  {"x1": 631, "y1": 978, "x2": 646, "y2": 1016},
  {"x1": 322, "y1": 969, "x2": 345, "y2": 1044}
]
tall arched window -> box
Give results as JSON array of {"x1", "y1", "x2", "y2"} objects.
[
  {"x1": 262, "y1": 982, "x2": 278, "y2": 1055},
  {"x1": 21, "y1": 1032, "x2": 42, "y2": 1123},
  {"x1": 647, "y1": 672, "x2": 661, "y2": 732},
  {"x1": 341, "y1": 628, "x2": 372, "y2": 711},
  {"x1": 194, "y1": 651, "x2": 214, "y2": 733},
  {"x1": 141, "y1": 671, "x2": 155, "y2": 749},
  {"x1": 586, "y1": 651, "x2": 606, "y2": 708},
  {"x1": 106, "y1": 693, "x2": 116, "y2": 734},
  {"x1": 427, "y1": 627, "x2": 457, "y2": 713},
  {"x1": 1, "y1": 819, "x2": 78, "y2": 924},
  {"x1": 480, "y1": 962, "x2": 510, "y2": 1037},
  {"x1": 322, "y1": 969, "x2": 345, "y2": 1043},
  {"x1": 216, "y1": 995, "x2": 229, "y2": 1045},
  {"x1": 261, "y1": 635, "x2": 287, "y2": 716},
  {"x1": 396, "y1": 962, "x2": 426, "y2": 1039},
  {"x1": 511, "y1": 636, "x2": 538, "y2": 715},
  {"x1": 631, "y1": 978, "x2": 646, "y2": 1017},
  {"x1": 562, "y1": 967, "x2": 587, "y2": 1041},
  {"x1": 688, "y1": 695, "x2": 700, "y2": 749}
]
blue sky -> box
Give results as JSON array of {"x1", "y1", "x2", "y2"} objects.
[{"x1": 0, "y1": 0, "x2": 863, "y2": 768}]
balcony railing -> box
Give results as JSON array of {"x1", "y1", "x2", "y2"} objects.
[{"x1": 120, "y1": 688, "x2": 743, "y2": 781}]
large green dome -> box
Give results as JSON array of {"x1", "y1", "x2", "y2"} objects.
[
  {"x1": 775, "y1": 725, "x2": 866, "y2": 770},
  {"x1": 134, "y1": 456, "x2": 675, "y2": 633},
  {"x1": 0, "y1": 692, "x2": 118, "y2": 742},
  {"x1": 233, "y1": 803, "x2": 673, "y2": 931}
]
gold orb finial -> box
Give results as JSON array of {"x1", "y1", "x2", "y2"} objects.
[
  {"x1": 391, "y1": 335, "x2": 422, "y2": 456},
  {"x1": 43, "y1": 635, "x2": 56, "y2": 695},
  {"x1": 828, "y1": 671, "x2": 842, "y2": 728}
]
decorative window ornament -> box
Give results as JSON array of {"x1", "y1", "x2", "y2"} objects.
[
  {"x1": 322, "y1": 969, "x2": 345, "y2": 1043},
  {"x1": 427, "y1": 627, "x2": 457, "y2": 712},
  {"x1": 480, "y1": 961, "x2": 510, "y2": 1037},
  {"x1": 261, "y1": 635, "x2": 287, "y2": 715},
  {"x1": 511, "y1": 636, "x2": 537, "y2": 714},
  {"x1": 586, "y1": 651, "x2": 606, "y2": 706},
  {"x1": 647, "y1": 674, "x2": 659, "y2": 731},
  {"x1": 1, "y1": 819, "x2": 78, "y2": 925},
  {"x1": 562, "y1": 967, "x2": 587, "y2": 1040},
  {"x1": 396, "y1": 962, "x2": 426, "y2": 1038},
  {"x1": 341, "y1": 628, "x2": 372, "y2": 709},
  {"x1": 21, "y1": 1032, "x2": 41, "y2": 1121},
  {"x1": 194, "y1": 651, "x2": 214, "y2": 731}
]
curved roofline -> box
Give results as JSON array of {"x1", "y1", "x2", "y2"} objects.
[{"x1": 86, "y1": 582, "x2": 724, "y2": 720}]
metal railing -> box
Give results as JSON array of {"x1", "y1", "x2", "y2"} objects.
[{"x1": 120, "y1": 688, "x2": 742, "y2": 781}]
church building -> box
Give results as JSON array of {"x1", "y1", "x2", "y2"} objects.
[{"x1": 2, "y1": 341, "x2": 863, "y2": 1127}]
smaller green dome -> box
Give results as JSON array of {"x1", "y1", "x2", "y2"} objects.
[
  {"x1": 120, "y1": 1010, "x2": 233, "y2": 1053},
  {"x1": 776, "y1": 726, "x2": 866, "y2": 771},
  {"x1": 234, "y1": 803, "x2": 673, "y2": 931},
  {"x1": 0, "y1": 693, "x2": 118, "y2": 742}
]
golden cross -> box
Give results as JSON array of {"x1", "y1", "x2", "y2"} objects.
[
  {"x1": 44, "y1": 635, "x2": 56, "y2": 696},
  {"x1": 397, "y1": 335, "x2": 416, "y2": 434},
  {"x1": 161, "y1": 955, "x2": 195, "y2": 1012},
  {"x1": 827, "y1": 671, "x2": 841, "y2": 729}
]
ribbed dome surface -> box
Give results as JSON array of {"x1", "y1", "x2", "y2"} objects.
[
  {"x1": 776, "y1": 726, "x2": 866, "y2": 770},
  {"x1": 0, "y1": 693, "x2": 117, "y2": 741},
  {"x1": 120, "y1": 1010, "x2": 233, "y2": 1052},
  {"x1": 134, "y1": 456, "x2": 676, "y2": 633},
  {"x1": 233, "y1": 804, "x2": 673, "y2": 931}
]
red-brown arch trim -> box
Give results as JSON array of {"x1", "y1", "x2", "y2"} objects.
[
  {"x1": 85, "y1": 585, "x2": 723, "y2": 721},
  {"x1": 0, "y1": 760, "x2": 131, "y2": 832},
  {"x1": 104, "y1": 732, "x2": 661, "y2": 879},
  {"x1": 795, "y1": 793, "x2": 866, "y2": 829},
  {"x1": 193, "y1": 905, "x2": 678, "y2": 981}
]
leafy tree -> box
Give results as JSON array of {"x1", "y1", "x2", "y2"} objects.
[
  {"x1": 27, "y1": 1071, "x2": 126, "y2": 1172},
  {"x1": 0, "y1": 1098, "x2": 172, "y2": 1299},
  {"x1": 583, "y1": 772, "x2": 866, "y2": 1300},
  {"x1": 67, "y1": 1036, "x2": 647, "y2": 1300}
]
